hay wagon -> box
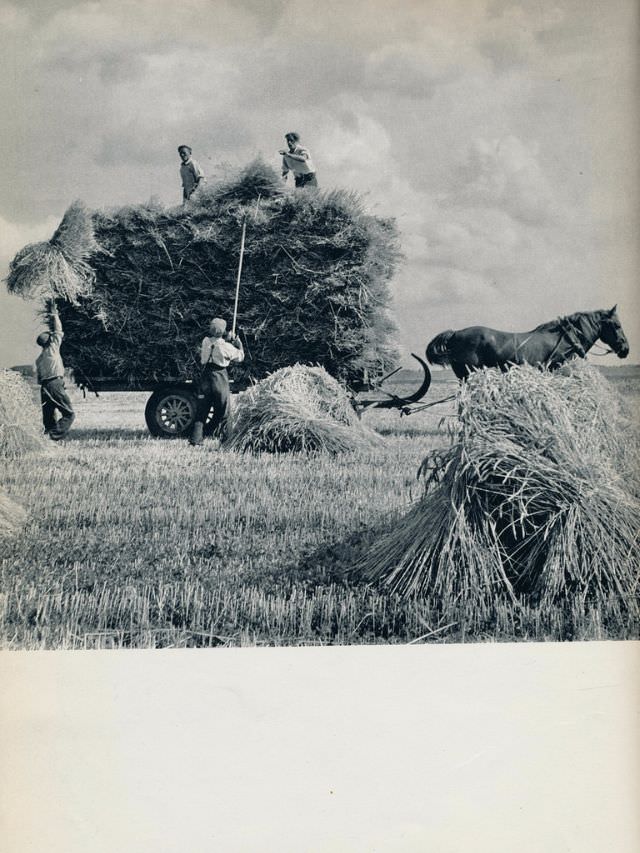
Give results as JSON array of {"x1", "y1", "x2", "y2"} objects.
[
  {"x1": 76, "y1": 353, "x2": 433, "y2": 439},
  {"x1": 75, "y1": 373, "x2": 252, "y2": 438},
  {"x1": 8, "y1": 163, "x2": 412, "y2": 436}
]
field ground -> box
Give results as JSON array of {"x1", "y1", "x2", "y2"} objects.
[{"x1": 1, "y1": 367, "x2": 639, "y2": 649}]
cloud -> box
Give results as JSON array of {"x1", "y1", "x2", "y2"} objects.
[
  {"x1": 0, "y1": 0, "x2": 637, "y2": 366},
  {"x1": 383, "y1": 126, "x2": 610, "y2": 354},
  {"x1": 0, "y1": 212, "x2": 61, "y2": 368},
  {"x1": 479, "y1": 2, "x2": 566, "y2": 69},
  {"x1": 0, "y1": 213, "x2": 60, "y2": 270},
  {"x1": 39, "y1": 0, "x2": 263, "y2": 52},
  {"x1": 0, "y1": 1, "x2": 29, "y2": 32},
  {"x1": 450, "y1": 135, "x2": 557, "y2": 225},
  {"x1": 50, "y1": 48, "x2": 148, "y2": 83},
  {"x1": 365, "y1": 43, "x2": 464, "y2": 100}
]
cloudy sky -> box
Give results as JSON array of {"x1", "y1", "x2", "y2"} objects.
[{"x1": 0, "y1": 0, "x2": 638, "y2": 368}]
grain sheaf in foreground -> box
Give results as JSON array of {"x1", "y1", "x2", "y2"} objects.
[
  {"x1": 353, "y1": 364, "x2": 640, "y2": 618},
  {"x1": 0, "y1": 369, "x2": 638, "y2": 648}
]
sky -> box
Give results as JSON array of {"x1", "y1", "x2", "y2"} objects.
[{"x1": 0, "y1": 0, "x2": 638, "y2": 368}]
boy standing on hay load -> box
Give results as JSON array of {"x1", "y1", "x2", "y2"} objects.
[
  {"x1": 190, "y1": 317, "x2": 244, "y2": 447},
  {"x1": 35, "y1": 299, "x2": 75, "y2": 441},
  {"x1": 280, "y1": 132, "x2": 318, "y2": 188},
  {"x1": 178, "y1": 145, "x2": 205, "y2": 203}
]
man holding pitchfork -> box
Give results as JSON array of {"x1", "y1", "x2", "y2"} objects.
[{"x1": 189, "y1": 317, "x2": 244, "y2": 447}]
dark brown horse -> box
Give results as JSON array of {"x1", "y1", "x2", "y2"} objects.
[{"x1": 426, "y1": 307, "x2": 629, "y2": 380}]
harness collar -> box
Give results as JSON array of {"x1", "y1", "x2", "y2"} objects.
[{"x1": 558, "y1": 315, "x2": 587, "y2": 358}]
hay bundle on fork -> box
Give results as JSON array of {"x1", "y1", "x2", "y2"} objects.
[
  {"x1": 6, "y1": 201, "x2": 97, "y2": 304},
  {"x1": 352, "y1": 363, "x2": 639, "y2": 626},
  {"x1": 0, "y1": 370, "x2": 47, "y2": 459},
  {"x1": 229, "y1": 364, "x2": 382, "y2": 453}
]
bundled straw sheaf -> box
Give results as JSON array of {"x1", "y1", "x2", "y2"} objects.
[
  {"x1": 354, "y1": 363, "x2": 639, "y2": 621},
  {"x1": 6, "y1": 201, "x2": 97, "y2": 304},
  {"x1": 33, "y1": 160, "x2": 399, "y2": 388},
  {"x1": 229, "y1": 364, "x2": 382, "y2": 453},
  {"x1": 0, "y1": 370, "x2": 47, "y2": 459}
]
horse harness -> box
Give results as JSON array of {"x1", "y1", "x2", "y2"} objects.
[{"x1": 545, "y1": 315, "x2": 589, "y2": 365}]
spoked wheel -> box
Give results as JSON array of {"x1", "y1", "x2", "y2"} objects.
[{"x1": 145, "y1": 388, "x2": 197, "y2": 438}]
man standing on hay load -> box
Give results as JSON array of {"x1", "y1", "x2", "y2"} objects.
[
  {"x1": 35, "y1": 298, "x2": 75, "y2": 441},
  {"x1": 178, "y1": 145, "x2": 205, "y2": 203},
  {"x1": 280, "y1": 132, "x2": 318, "y2": 188},
  {"x1": 190, "y1": 318, "x2": 244, "y2": 447}
]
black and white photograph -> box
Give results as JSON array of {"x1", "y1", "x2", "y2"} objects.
[
  {"x1": 1, "y1": 0, "x2": 637, "y2": 650},
  {"x1": 0, "y1": 1, "x2": 638, "y2": 848}
]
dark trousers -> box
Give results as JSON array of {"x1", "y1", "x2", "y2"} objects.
[
  {"x1": 40, "y1": 377, "x2": 75, "y2": 439},
  {"x1": 295, "y1": 172, "x2": 318, "y2": 188},
  {"x1": 195, "y1": 367, "x2": 232, "y2": 442}
]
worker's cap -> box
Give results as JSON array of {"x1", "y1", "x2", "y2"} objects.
[
  {"x1": 178, "y1": 145, "x2": 192, "y2": 154},
  {"x1": 209, "y1": 317, "x2": 227, "y2": 335},
  {"x1": 36, "y1": 331, "x2": 51, "y2": 347}
]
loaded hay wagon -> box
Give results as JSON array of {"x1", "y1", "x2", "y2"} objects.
[{"x1": 6, "y1": 160, "x2": 431, "y2": 438}]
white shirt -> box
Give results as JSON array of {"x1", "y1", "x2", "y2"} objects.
[
  {"x1": 180, "y1": 158, "x2": 205, "y2": 197},
  {"x1": 282, "y1": 144, "x2": 316, "y2": 176},
  {"x1": 200, "y1": 336, "x2": 245, "y2": 367},
  {"x1": 36, "y1": 313, "x2": 65, "y2": 382}
]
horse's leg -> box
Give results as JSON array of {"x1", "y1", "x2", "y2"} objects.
[{"x1": 452, "y1": 362, "x2": 469, "y2": 381}]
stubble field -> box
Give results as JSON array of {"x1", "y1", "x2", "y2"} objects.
[{"x1": 1, "y1": 368, "x2": 638, "y2": 649}]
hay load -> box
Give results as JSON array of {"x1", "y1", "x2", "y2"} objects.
[
  {"x1": 229, "y1": 364, "x2": 382, "y2": 453},
  {"x1": 14, "y1": 160, "x2": 400, "y2": 389},
  {"x1": 0, "y1": 370, "x2": 47, "y2": 459},
  {"x1": 352, "y1": 363, "x2": 640, "y2": 621}
]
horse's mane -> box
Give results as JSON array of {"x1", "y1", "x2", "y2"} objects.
[{"x1": 533, "y1": 310, "x2": 604, "y2": 334}]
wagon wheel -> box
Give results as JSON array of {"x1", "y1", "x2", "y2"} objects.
[{"x1": 145, "y1": 388, "x2": 198, "y2": 438}]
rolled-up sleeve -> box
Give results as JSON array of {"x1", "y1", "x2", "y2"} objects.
[
  {"x1": 50, "y1": 312, "x2": 64, "y2": 345},
  {"x1": 192, "y1": 160, "x2": 204, "y2": 181},
  {"x1": 228, "y1": 342, "x2": 245, "y2": 364},
  {"x1": 287, "y1": 147, "x2": 310, "y2": 162}
]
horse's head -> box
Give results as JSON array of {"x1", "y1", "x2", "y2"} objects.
[{"x1": 599, "y1": 305, "x2": 629, "y2": 358}]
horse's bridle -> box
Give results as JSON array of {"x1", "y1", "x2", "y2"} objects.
[{"x1": 550, "y1": 312, "x2": 626, "y2": 361}]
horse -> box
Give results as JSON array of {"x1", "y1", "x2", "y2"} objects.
[{"x1": 426, "y1": 306, "x2": 629, "y2": 380}]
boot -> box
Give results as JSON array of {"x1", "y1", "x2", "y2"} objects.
[{"x1": 189, "y1": 421, "x2": 204, "y2": 446}]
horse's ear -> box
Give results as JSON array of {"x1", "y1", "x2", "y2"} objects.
[{"x1": 609, "y1": 304, "x2": 617, "y2": 316}]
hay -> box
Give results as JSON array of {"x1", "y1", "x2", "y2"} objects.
[
  {"x1": 0, "y1": 370, "x2": 47, "y2": 459},
  {"x1": 31, "y1": 159, "x2": 399, "y2": 388},
  {"x1": 6, "y1": 201, "x2": 96, "y2": 304},
  {"x1": 353, "y1": 363, "x2": 640, "y2": 618},
  {"x1": 0, "y1": 489, "x2": 27, "y2": 541},
  {"x1": 229, "y1": 364, "x2": 382, "y2": 453},
  {"x1": 50, "y1": 200, "x2": 99, "y2": 262}
]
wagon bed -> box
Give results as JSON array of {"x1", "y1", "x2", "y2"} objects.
[{"x1": 73, "y1": 374, "x2": 251, "y2": 437}]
